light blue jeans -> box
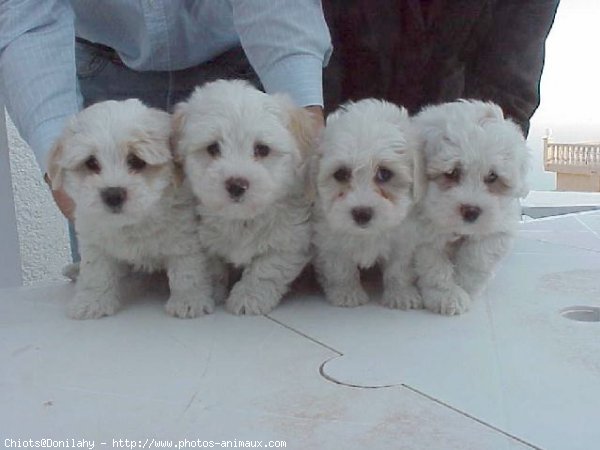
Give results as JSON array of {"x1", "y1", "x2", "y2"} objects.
[{"x1": 69, "y1": 41, "x2": 261, "y2": 261}]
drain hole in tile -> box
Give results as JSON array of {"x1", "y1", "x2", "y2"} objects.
[{"x1": 561, "y1": 306, "x2": 600, "y2": 322}]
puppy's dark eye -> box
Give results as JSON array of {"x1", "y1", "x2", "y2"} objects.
[
  {"x1": 84, "y1": 156, "x2": 101, "y2": 174},
  {"x1": 127, "y1": 153, "x2": 147, "y2": 171},
  {"x1": 333, "y1": 167, "x2": 351, "y2": 183},
  {"x1": 484, "y1": 171, "x2": 498, "y2": 184},
  {"x1": 254, "y1": 143, "x2": 271, "y2": 158},
  {"x1": 375, "y1": 167, "x2": 394, "y2": 183},
  {"x1": 206, "y1": 142, "x2": 221, "y2": 157},
  {"x1": 444, "y1": 168, "x2": 461, "y2": 182}
]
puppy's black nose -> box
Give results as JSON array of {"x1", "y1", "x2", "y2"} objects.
[
  {"x1": 225, "y1": 177, "x2": 250, "y2": 199},
  {"x1": 460, "y1": 204, "x2": 482, "y2": 223},
  {"x1": 101, "y1": 187, "x2": 127, "y2": 212},
  {"x1": 351, "y1": 207, "x2": 374, "y2": 226}
]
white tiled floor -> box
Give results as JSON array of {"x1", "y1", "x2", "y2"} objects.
[{"x1": 2, "y1": 211, "x2": 600, "y2": 449}]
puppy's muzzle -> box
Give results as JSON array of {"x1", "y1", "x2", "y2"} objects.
[
  {"x1": 460, "y1": 204, "x2": 482, "y2": 223},
  {"x1": 225, "y1": 177, "x2": 250, "y2": 200},
  {"x1": 101, "y1": 187, "x2": 127, "y2": 213},
  {"x1": 351, "y1": 207, "x2": 374, "y2": 227}
]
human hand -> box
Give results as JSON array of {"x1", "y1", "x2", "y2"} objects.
[{"x1": 304, "y1": 105, "x2": 324, "y2": 130}]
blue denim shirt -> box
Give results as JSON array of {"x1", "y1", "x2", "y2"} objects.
[{"x1": 0, "y1": 0, "x2": 332, "y2": 168}]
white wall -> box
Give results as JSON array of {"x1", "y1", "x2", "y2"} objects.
[
  {"x1": 0, "y1": 106, "x2": 22, "y2": 287},
  {"x1": 6, "y1": 113, "x2": 70, "y2": 286}
]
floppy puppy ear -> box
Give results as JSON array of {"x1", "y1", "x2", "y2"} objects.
[
  {"x1": 46, "y1": 137, "x2": 66, "y2": 190},
  {"x1": 302, "y1": 151, "x2": 323, "y2": 203},
  {"x1": 291, "y1": 108, "x2": 321, "y2": 162},
  {"x1": 386, "y1": 104, "x2": 424, "y2": 202},
  {"x1": 474, "y1": 100, "x2": 505, "y2": 125},
  {"x1": 169, "y1": 102, "x2": 187, "y2": 163},
  {"x1": 129, "y1": 108, "x2": 172, "y2": 166},
  {"x1": 411, "y1": 136, "x2": 428, "y2": 203},
  {"x1": 273, "y1": 95, "x2": 322, "y2": 201},
  {"x1": 515, "y1": 142, "x2": 531, "y2": 198},
  {"x1": 495, "y1": 115, "x2": 531, "y2": 199},
  {"x1": 272, "y1": 94, "x2": 321, "y2": 162},
  {"x1": 290, "y1": 108, "x2": 321, "y2": 200},
  {"x1": 170, "y1": 163, "x2": 185, "y2": 187}
]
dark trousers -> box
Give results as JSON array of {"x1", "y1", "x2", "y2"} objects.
[{"x1": 76, "y1": 41, "x2": 261, "y2": 111}]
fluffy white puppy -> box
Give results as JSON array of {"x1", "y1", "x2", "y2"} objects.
[
  {"x1": 312, "y1": 99, "x2": 422, "y2": 309},
  {"x1": 411, "y1": 100, "x2": 530, "y2": 315},
  {"x1": 48, "y1": 99, "x2": 213, "y2": 319},
  {"x1": 172, "y1": 80, "x2": 318, "y2": 315}
]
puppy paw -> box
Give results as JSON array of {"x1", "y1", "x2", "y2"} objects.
[
  {"x1": 380, "y1": 285, "x2": 423, "y2": 310},
  {"x1": 226, "y1": 283, "x2": 280, "y2": 315},
  {"x1": 165, "y1": 293, "x2": 214, "y2": 318},
  {"x1": 455, "y1": 272, "x2": 488, "y2": 298},
  {"x1": 326, "y1": 286, "x2": 370, "y2": 308},
  {"x1": 422, "y1": 286, "x2": 471, "y2": 316},
  {"x1": 68, "y1": 292, "x2": 120, "y2": 320},
  {"x1": 61, "y1": 262, "x2": 80, "y2": 282}
]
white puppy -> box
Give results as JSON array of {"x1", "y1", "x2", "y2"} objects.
[
  {"x1": 312, "y1": 99, "x2": 422, "y2": 309},
  {"x1": 172, "y1": 80, "x2": 318, "y2": 315},
  {"x1": 411, "y1": 100, "x2": 530, "y2": 315},
  {"x1": 48, "y1": 99, "x2": 213, "y2": 319}
]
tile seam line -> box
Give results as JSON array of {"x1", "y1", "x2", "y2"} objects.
[
  {"x1": 267, "y1": 316, "x2": 542, "y2": 449},
  {"x1": 574, "y1": 215, "x2": 600, "y2": 240},
  {"x1": 317, "y1": 357, "x2": 544, "y2": 448},
  {"x1": 483, "y1": 297, "x2": 517, "y2": 449},
  {"x1": 401, "y1": 384, "x2": 545, "y2": 450},
  {"x1": 265, "y1": 315, "x2": 343, "y2": 356}
]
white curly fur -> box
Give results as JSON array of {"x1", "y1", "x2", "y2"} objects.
[
  {"x1": 312, "y1": 99, "x2": 422, "y2": 309},
  {"x1": 48, "y1": 99, "x2": 213, "y2": 319},
  {"x1": 410, "y1": 100, "x2": 530, "y2": 315},
  {"x1": 172, "y1": 80, "x2": 318, "y2": 315}
]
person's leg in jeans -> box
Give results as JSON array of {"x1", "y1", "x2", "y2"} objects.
[{"x1": 67, "y1": 42, "x2": 261, "y2": 262}]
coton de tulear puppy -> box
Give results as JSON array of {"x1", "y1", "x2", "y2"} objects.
[
  {"x1": 312, "y1": 99, "x2": 423, "y2": 309},
  {"x1": 48, "y1": 99, "x2": 213, "y2": 319},
  {"x1": 411, "y1": 100, "x2": 530, "y2": 315},
  {"x1": 172, "y1": 80, "x2": 319, "y2": 315}
]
